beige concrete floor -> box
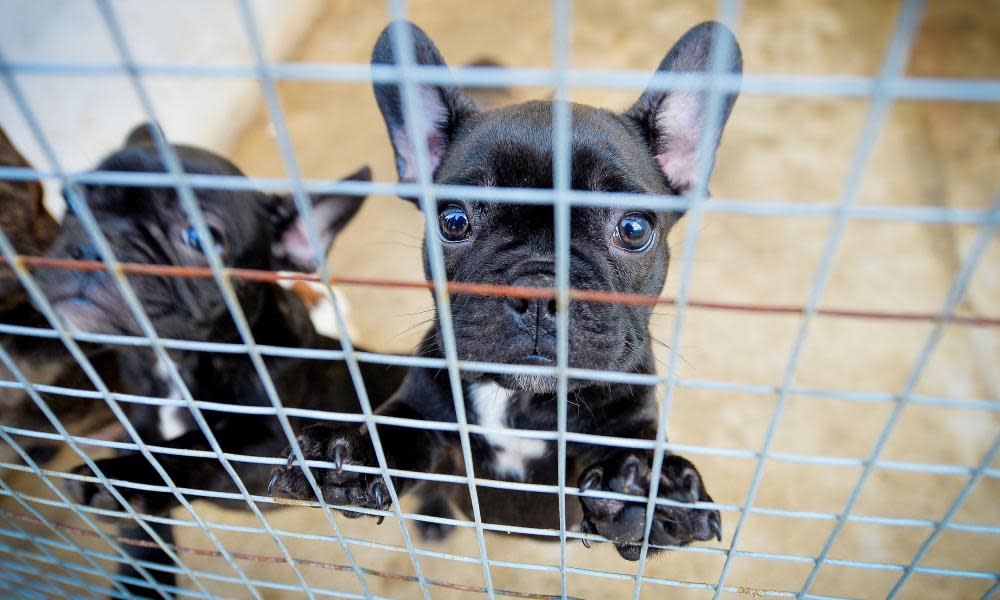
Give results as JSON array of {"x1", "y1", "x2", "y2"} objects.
[{"x1": 3, "y1": 1, "x2": 999, "y2": 599}]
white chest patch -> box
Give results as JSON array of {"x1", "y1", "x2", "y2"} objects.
[
  {"x1": 470, "y1": 382, "x2": 548, "y2": 480},
  {"x1": 154, "y1": 359, "x2": 191, "y2": 440}
]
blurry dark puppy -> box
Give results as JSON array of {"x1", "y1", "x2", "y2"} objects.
[
  {"x1": 0, "y1": 125, "x2": 119, "y2": 465},
  {"x1": 271, "y1": 21, "x2": 741, "y2": 560},
  {"x1": 34, "y1": 124, "x2": 405, "y2": 595}
]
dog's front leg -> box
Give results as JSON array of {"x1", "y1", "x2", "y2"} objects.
[
  {"x1": 575, "y1": 416, "x2": 721, "y2": 560},
  {"x1": 64, "y1": 415, "x2": 268, "y2": 516},
  {"x1": 268, "y1": 373, "x2": 454, "y2": 521}
]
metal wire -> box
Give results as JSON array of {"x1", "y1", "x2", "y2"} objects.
[
  {"x1": 551, "y1": 1, "x2": 572, "y2": 597},
  {"x1": 632, "y1": 2, "x2": 743, "y2": 598},
  {"x1": 0, "y1": 492, "x2": 100, "y2": 597},
  {"x1": 1, "y1": 1, "x2": 998, "y2": 599},
  {"x1": 3, "y1": 505, "x2": 997, "y2": 589},
  {"x1": 885, "y1": 429, "x2": 1000, "y2": 597},
  {"x1": 3, "y1": 60, "x2": 1000, "y2": 103},
  {"x1": 0, "y1": 58, "x2": 232, "y2": 599},
  {"x1": 5, "y1": 460, "x2": 1000, "y2": 541},
  {"x1": 5, "y1": 165, "x2": 1000, "y2": 227},
  {"x1": 232, "y1": 1, "x2": 393, "y2": 595},
  {"x1": 383, "y1": 4, "x2": 496, "y2": 599},
  {"x1": 715, "y1": 2, "x2": 928, "y2": 598},
  {"x1": 798, "y1": 184, "x2": 1000, "y2": 597}
]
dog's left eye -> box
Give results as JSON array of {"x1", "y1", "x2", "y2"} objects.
[
  {"x1": 181, "y1": 226, "x2": 224, "y2": 254},
  {"x1": 613, "y1": 213, "x2": 654, "y2": 252},
  {"x1": 438, "y1": 205, "x2": 472, "y2": 242}
]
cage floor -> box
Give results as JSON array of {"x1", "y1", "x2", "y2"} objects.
[{"x1": 4, "y1": 0, "x2": 999, "y2": 598}]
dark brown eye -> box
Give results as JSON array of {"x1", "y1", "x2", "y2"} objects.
[
  {"x1": 439, "y1": 205, "x2": 471, "y2": 242},
  {"x1": 613, "y1": 213, "x2": 654, "y2": 251}
]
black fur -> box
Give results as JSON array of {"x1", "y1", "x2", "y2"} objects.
[
  {"x1": 34, "y1": 126, "x2": 406, "y2": 594},
  {"x1": 0, "y1": 125, "x2": 120, "y2": 465},
  {"x1": 270, "y1": 21, "x2": 741, "y2": 560}
]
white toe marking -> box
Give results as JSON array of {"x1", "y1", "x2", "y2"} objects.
[{"x1": 154, "y1": 359, "x2": 190, "y2": 440}]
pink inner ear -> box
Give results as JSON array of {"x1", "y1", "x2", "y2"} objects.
[
  {"x1": 655, "y1": 91, "x2": 703, "y2": 194},
  {"x1": 281, "y1": 223, "x2": 314, "y2": 268},
  {"x1": 392, "y1": 85, "x2": 449, "y2": 183}
]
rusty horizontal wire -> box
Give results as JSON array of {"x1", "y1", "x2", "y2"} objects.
[
  {"x1": 2, "y1": 254, "x2": 999, "y2": 328},
  {"x1": 2, "y1": 510, "x2": 577, "y2": 600}
]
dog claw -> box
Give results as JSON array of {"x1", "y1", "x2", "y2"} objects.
[
  {"x1": 710, "y1": 516, "x2": 722, "y2": 542},
  {"x1": 286, "y1": 453, "x2": 295, "y2": 467},
  {"x1": 579, "y1": 518, "x2": 595, "y2": 549},
  {"x1": 333, "y1": 445, "x2": 344, "y2": 474},
  {"x1": 622, "y1": 462, "x2": 639, "y2": 490},
  {"x1": 580, "y1": 470, "x2": 601, "y2": 492},
  {"x1": 267, "y1": 470, "x2": 280, "y2": 496},
  {"x1": 375, "y1": 514, "x2": 385, "y2": 525}
]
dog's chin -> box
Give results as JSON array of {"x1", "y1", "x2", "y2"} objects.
[
  {"x1": 469, "y1": 349, "x2": 627, "y2": 394},
  {"x1": 489, "y1": 372, "x2": 593, "y2": 395},
  {"x1": 492, "y1": 373, "x2": 560, "y2": 394}
]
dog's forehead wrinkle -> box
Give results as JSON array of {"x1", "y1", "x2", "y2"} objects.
[
  {"x1": 476, "y1": 203, "x2": 610, "y2": 242},
  {"x1": 456, "y1": 151, "x2": 660, "y2": 206}
]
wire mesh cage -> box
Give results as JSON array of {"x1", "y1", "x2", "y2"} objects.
[{"x1": 1, "y1": 0, "x2": 999, "y2": 599}]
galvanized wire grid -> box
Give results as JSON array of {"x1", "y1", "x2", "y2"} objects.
[{"x1": 0, "y1": 0, "x2": 998, "y2": 599}]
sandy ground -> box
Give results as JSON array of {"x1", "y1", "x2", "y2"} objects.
[{"x1": 2, "y1": 1, "x2": 999, "y2": 599}]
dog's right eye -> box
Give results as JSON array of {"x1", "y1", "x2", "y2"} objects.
[
  {"x1": 438, "y1": 205, "x2": 471, "y2": 242},
  {"x1": 613, "y1": 213, "x2": 655, "y2": 252},
  {"x1": 181, "y1": 225, "x2": 224, "y2": 254}
]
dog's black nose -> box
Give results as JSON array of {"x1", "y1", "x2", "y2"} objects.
[
  {"x1": 507, "y1": 296, "x2": 557, "y2": 320},
  {"x1": 70, "y1": 243, "x2": 101, "y2": 262},
  {"x1": 506, "y1": 274, "x2": 557, "y2": 335}
]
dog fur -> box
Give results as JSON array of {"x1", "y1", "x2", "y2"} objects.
[
  {"x1": 0, "y1": 125, "x2": 120, "y2": 466},
  {"x1": 34, "y1": 124, "x2": 406, "y2": 595},
  {"x1": 270, "y1": 21, "x2": 742, "y2": 560}
]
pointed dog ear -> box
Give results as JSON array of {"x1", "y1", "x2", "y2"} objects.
[
  {"x1": 371, "y1": 20, "x2": 477, "y2": 189},
  {"x1": 123, "y1": 121, "x2": 166, "y2": 147},
  {"x1": 625, "y1": 22, "x2": 742, "y2": 201},
  {"x1": 268, "y1": 165, "x2": 371, "y2": 271}
]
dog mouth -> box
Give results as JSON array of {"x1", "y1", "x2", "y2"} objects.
[
  {"x1": 490, "y1": 352, "x2": 573, "y2": 394},
  {"x1": 519, "y1": 353, "x2": 555, "y2": 366}
]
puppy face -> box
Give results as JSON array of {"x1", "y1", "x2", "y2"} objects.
[
  {"x1": 373, "y1": 22, "x2": 741, "y2": 392},
  {"x1": 36, "y1": 124, "x2": 369, "y2": 339},
  {"x1": 434, "y1": 103, "x2": 676, "y2": 390}
]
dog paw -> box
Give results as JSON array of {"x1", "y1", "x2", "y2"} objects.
[
  {"x1": 577, "y1": 453, "x2": 720, "y2": 560},
  {"x1": 267, "y1": 425, "x2": 390, "y2": 522},
  {"x1": 63, "y1": 454, "x2": 164, "y2": 517},
  {"x1": 414, "y1": 489, "x2": 456, "y2": 542}
]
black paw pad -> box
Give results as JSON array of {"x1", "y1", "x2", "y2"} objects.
[
  {"x1": 577, "y1": 452, "x2": 720, "y2": 560},
  {"x1": 268, "y1": 425, "x2": 391, "y2": 522}
]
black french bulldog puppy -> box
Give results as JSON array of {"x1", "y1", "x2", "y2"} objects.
[
  {"x1": 270, "y1": 22, "x2": 741, "y2": 560},
  {"x1": 34, "y1": 124, "x2": 405, "y2": 595},
  {"x1": 0, "y1": 125, "x2": 119, "y2": 466}
]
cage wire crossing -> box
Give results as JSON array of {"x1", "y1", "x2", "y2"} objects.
[{"x1": 0, "y1": 0, "x2": 998, "y2": 598}]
